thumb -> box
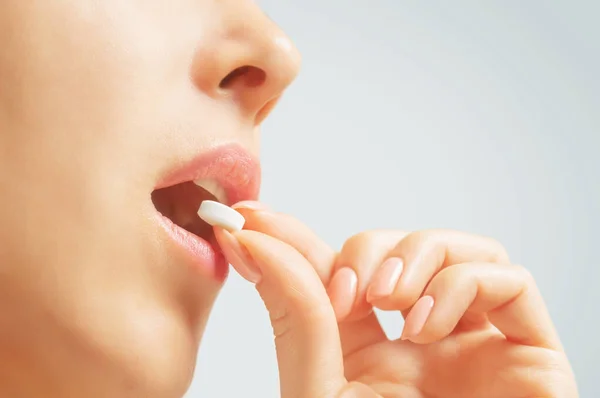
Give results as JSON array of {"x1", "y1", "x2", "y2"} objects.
[{"x1": 216, "y1": 228, "x2": 347, "y2": 398}]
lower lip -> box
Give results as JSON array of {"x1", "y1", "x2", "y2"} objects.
[{"x1": 156, "y1": 213, "x2": 229, "y2": 282}]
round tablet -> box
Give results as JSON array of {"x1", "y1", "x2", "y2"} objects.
[{"x1": 197, "y1": 200, "x2": 245, "y2": 232}]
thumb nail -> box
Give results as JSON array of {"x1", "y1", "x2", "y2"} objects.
[{"x1": 233, "y1": 201, "x2": 270, "y2": 211}]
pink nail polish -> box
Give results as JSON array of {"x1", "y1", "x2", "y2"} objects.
[
  {"x1": 327, "y1": 267, "x2": 358, "y2": 321},
  {"x1": 233, "y1": 201, "x2": 269, "y2": 211},
  {"x1": 401, "y1": 296, "x2": 434, "y2": 340},
  {"x1": 215, "y1": 229, "x2": 261, "y2": 283},
  {"x1": 367, "y1": 258, "x2": 403, "y2": 302}
]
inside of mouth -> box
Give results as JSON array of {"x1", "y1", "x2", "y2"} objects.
[{"x1": 152, "y1": 181, "x2": 216, "y2": 241}]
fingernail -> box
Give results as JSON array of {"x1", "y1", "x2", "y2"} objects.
[
  {"x1": 327, "y1": 267, "x2": 358, "y2": 321},
  {"x1": 401, "y1": 295, "x2": 434, "y2": 341},
  {"x1": 366, "y1": 257, "x2": 403, "y2": 302},
  {"x1": 233, "y1": 201, "x2": 269, "y2": 211},
  {"x1": 216, "y1": 229, "x2": 262, "y2": 284}
]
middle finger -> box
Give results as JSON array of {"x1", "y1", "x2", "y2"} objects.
[{"x1": 368, "y1": 229, "x2": 511, "y2": 313}]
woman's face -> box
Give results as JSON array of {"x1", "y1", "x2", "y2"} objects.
[{"x1": 0, "y1": 1, "x2": 299, "y2": 396}]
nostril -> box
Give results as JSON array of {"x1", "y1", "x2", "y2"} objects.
[{"x1": 219, "y1": 65, "x2": 266, "y2": 89}]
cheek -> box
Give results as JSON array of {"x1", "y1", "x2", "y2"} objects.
[
  {"x1": 0, "y1": 0, "x2": 221, "y2": 311},
  {"x1": 0, "y1": 179, "x2": 222, "y2": 396},
  {"x1": 0, "y1": 2, "x2": 223, "y2": 395}
]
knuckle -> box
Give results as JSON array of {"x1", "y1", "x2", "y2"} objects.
[
  {"x1": 405, "y1": 230, "x2": 512, "y2": 265},
  {"x1": 399, "y1": 229, "x2": 445, "y2": 257},
  {"x1": 424, "y1": 265, "x2": 479, "y2": 310},
  {"x1": 270, "y1": 307, "x2": 292, "y2": 339},
  {"x1": 486, "y1": 237, "x2": 511, "y2": 263},
  {"x1": 342, "y1": 229, "x2": 409, "y2": 256},
  {"x1": 404, "y1": 229, "x2": 438, "y2": 247},
  {"x1": 428, "y1": 263, "x2": 473, "y2": 292},
  {"x1": 342, "y1": 230, "x2": 383, "y2": 252},
  {"x1": 513, "y1": 263, "x2": 536, "y2": 286}
]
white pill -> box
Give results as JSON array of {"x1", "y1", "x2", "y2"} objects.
[{"x1": 197, "y1": 200, "x2": 245, "y2": 232}]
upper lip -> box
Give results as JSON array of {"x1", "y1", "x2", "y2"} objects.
[{"x1": 155, "y1": 144, "x2": 261, "y2": 206}]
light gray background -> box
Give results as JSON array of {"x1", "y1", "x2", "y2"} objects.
[{"x1": 187, "y1": 2, "x2": 599, "y2": 397}]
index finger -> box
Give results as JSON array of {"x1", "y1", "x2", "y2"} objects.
[{"x1": 233, "y1": 202, "x2": 337, "y2": 283}]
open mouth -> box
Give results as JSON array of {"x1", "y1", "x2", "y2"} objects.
[
  {"x1": 150, "y1": 144, "x2": 261, "y2": 280},
  {"x1": 151, "y1": 179, "x2": 226, "y2": 245}
]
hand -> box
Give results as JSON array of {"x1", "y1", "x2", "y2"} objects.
[{"x1": 216, "y1": 203, "x2": 578, "y2": 398}]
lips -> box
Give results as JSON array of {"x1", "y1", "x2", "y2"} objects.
[{"x1": 153, "y1": 144, "x2": 260, "y2": 281}]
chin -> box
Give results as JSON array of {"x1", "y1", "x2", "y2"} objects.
[
  {"x1": 71, "y1": 292, "x2": 216, "y2": 398},
  {"x1": 109, "y1": 323, "x2": 201, "y2": 398}
]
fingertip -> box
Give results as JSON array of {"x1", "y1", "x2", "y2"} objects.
[
  {"x1": 401, "y1": 295, "x2": 435, "y2": 341},
  {"x1": 215, "y1": 228, "x2": 262, "y2": 284},
  {"x1": 327, "y1": 267, "x2": 358, "y2": 321},
  {"x1": 366, "y1": 257, "x2": 404, "y2": 303},
  {"x1": 232, "y1": 200, "x2": 270, "y2": 211}
]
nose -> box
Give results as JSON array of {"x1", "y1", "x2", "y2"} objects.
[{"x1": 191, "y1": 2, "x2": 301, "y2": 125}]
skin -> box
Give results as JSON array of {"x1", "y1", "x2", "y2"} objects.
[
  {"x1": 0, "y1": 1, "x2": 299, "y2": 397},
  {"x1": 0, "y1": 1, "x2": 578, "y2": 397},
  {"x1": 216, "y1": 204, "x2": 579, "y2": 397}
]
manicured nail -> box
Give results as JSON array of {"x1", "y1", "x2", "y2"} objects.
[
  {"x1": 367, "y1": 258, "x2": 403, "y2": 302},
  {"x1": 233, "y1": 201, "x2": 270, "y2": 211},
  {"x1": 215, "y1": 229, "x2": 262, "y2": 284},
  {"x1": 327, "y1": 267, "x2": 358, "y2": 321},
  {"x1": 401, "y1": 296, "x2": 434, "y2": 341}
]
